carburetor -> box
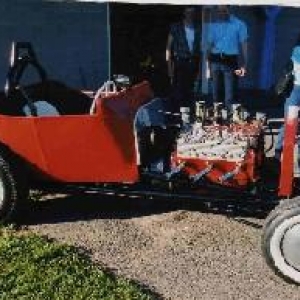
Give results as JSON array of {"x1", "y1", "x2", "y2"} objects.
[{"x1": 173, "y1": 102, "x2": 264, "y2": 188}]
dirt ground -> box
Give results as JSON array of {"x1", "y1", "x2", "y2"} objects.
[{"x1": 23, "y1": 193, "x2": 300, "y2": 300}]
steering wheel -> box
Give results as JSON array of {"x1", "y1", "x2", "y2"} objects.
[{"x1": 5, "y1": 54, "x2": 47, "y2": 116}]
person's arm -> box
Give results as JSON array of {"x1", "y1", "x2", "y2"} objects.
[
  {"x1": 235, "y1": 21, "x2": 248, "y2": 77},
  {"x1": 166, "y1": 33, "x2": 174, "y2": 83},
  {"x1": 241, "y1": 40, "x2": 248, "y2": 66},
  {"x1": 235, "y1": 40, "x2": 247, "y2": 76}
]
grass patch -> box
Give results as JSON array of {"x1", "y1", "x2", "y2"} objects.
[{"x1": 0, "y1": 228, "x2": 155, "y2": 300}]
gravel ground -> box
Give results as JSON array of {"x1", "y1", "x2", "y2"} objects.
[{"x1": 24, "y1": 193, "x2": 300, "y2": 300}]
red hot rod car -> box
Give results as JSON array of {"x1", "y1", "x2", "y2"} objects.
[{"x1": 1, "y1": 42, "x2": 300, "y2": 285}]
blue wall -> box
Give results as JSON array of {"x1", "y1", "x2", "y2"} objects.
[
  {"x1": 0, "y1": 0, "x2": 109, "y2": 90},
  {"x1": 235, "y1": 6, "x2": 300, "y2": 90}
]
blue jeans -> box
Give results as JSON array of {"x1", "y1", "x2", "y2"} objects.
[
  {"x1": 211, "y1": 62, "x2": 238, "y2": 109},
  {"x1": 275, "y1": 85, "x2": 300, "y2": 155}
]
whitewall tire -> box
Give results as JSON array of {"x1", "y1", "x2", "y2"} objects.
[{"x1": 262, "y1": 203, "x2": 300, "y2": 284}]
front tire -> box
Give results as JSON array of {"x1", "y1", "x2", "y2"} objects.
[
  {"x1": 0, "y1": 153, "x2": 27, "y2": 223},
  {"x1": 262, "y1": 199, "x2": 300, "y2": 284}
]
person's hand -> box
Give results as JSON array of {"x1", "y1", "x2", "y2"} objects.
[{"x1": 234, "y1": 67, "x2": 247, "y2": 77}]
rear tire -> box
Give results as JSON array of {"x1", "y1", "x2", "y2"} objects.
[
  {"x1": 0, "y1": 153, "x2": 28, "y2": 223},
  {"x1": 262, "y1": 198, "x2": 300, "y2": 284}
]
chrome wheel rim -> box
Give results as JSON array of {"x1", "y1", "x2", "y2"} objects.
[
  {"x1": 282, "y1": 223, "x2": 300, "y2": 272},
  {"x1": 270, "y1": 215, "x2": 300, "y2": 283}
]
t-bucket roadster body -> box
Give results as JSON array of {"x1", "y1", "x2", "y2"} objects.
[
  {"x1": 0, "y1": 43, "x2": 156, "y2": 183},
  {"x1": 1, "y1": 42, "x2": 300, "y2": 286},
  {"x1": 0, "y1": 79, "x2": 153, "y2": 183},
  {"x1": 0, "y1": 42, "x2": 153, "y2": 221}
]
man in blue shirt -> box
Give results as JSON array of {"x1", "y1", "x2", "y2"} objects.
[
  {"x1": 275, "y1": 46, "x2": 300, "y2": 160},
  {"x1": 207, "y1": 5, "x2": 248, "y2": 110}
]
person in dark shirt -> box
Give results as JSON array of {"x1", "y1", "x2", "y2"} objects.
[{"x1": 166, "y1": 6, "x2": 202, "y2": 114}]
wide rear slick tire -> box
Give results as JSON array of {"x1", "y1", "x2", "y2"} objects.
[
  {"x1": 0, "y1": 153, "x2": 28, "y2": 223},
  {"x1": 262, "y1": 198, "x2": 300, "y2": 285}
]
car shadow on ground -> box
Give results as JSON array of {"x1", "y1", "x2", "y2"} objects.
[{"x1": 21, "y1": 191, "x2": 277, "y2": 227}]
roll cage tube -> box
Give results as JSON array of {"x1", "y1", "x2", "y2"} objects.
[
  {"x1": 4, "y1": 42, "x2": 47, "y2": 116},
  {"x1": 278, "y1": 105, "x2": 299, "y2": 197}
]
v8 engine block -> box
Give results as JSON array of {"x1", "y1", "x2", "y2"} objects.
[{"x1": 173, "y1": 120, "x2": 264, "y2": 189}]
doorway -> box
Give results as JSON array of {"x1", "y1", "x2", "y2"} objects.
[{"x1": 110, "y1": 3, "x2": 184, "y2": 96}]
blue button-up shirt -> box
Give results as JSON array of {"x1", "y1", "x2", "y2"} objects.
[
  {"x1": 292, "y1": 46, "x2": 300, "y2": 85},
  {"x1": 208, "y1": 15, "x2": 248, "y2": 55}
]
